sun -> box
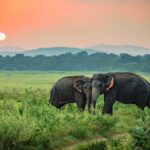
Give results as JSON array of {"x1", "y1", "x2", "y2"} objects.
[{"x1": 0, "y1": 33, "x2": 6, "y2": 41}]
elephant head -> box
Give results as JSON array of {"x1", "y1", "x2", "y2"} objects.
[
  {"x1": 91, "y1": 74, "x2": 114, "y2": 114},
  {"x1": 73, "y1": 77, "x2": 92, "y2": 112}
]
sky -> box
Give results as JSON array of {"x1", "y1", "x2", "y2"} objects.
[{"x1": 0, "y1": 0, "x2": 150, "y2": 50}]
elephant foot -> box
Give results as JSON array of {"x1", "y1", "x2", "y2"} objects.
[{"x1": 102, "y1": 111, "x2": 113, "y2": 116}]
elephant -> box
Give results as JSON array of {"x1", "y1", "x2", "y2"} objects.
[
  {"x1": 49, "y1": 76, "x2": 92, "y2": 111},
  {"x1": 91, "y1": 72, "x2": 150, "y2": 115}
]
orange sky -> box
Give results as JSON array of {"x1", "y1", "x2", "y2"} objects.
[{"x1": 0, "y1": 0, "x2": 150, "y2": 49}]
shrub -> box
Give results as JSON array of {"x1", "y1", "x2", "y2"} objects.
[
  {"x1": 0, "y1": 88, "x2": 118, "y2": 149},
  {"x1": 130, "y1": 108, "x2": 150, "y2": 150},
  {"x1": 76, "y1": 141, "x2": 107, "y2": 150},
  {"x1": 70, "y1": 126, "x2": 89, "y2": 139},
  {"x1": 108, "y1": 139, "x2": 123, "y2": 150}
]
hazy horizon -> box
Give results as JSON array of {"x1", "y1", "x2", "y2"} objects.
[{"x1": 0, "y1": 43, "x2": 150, "y2": 51}]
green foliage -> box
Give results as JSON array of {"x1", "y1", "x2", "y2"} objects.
[
  {"x1": 0, "y1": 89, "x2": 117, "y2": 149},
  {"x1": 75, "y1": 137, "x2": 132, "y2": 150},
  {"x1": 0, "y1": 52, "x2": 149, "y2": 72},
  {"x1": 108, "y1": 139, "x2": 124, "y2": 150},
  {"x1": 130, "y1": 108, "x2": 150, "y2": 150},
  {"x1": 70, "y1": 126, "x2": 89, "y2": 139}
]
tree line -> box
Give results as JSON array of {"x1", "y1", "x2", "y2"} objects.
[{"x1": 0, "y1": 51, "x2": 149, "y2": 72}]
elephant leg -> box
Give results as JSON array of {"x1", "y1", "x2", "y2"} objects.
[
  {"x1": 57, "y1": 102, "x2": 66, "y2": 109},
  {"x1": 81, "y1": 99, "x2": 86, "y2": 111},
  {"x1": 102, "y1": 93, "x2": 116, "y2": 115},
  {"x1": 136, "y1": 92, "x2": 149, "y2": 110},
  {"x1": 88, "y1": 98, "x2": 92, "y2": 113},
  {"x1": 76, "y1": 98, "x2": 86, "y2": 111},
  {"x1": 102, "y1": 101, "x2": 114, "y2": 115},
  {"x1": 75, "y1": 94, "x2": 86, "y2": 111},
  {"x1": 138, "y1": 105, "x2": 145, "y2": 110}
]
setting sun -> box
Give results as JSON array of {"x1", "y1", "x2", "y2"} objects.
[{"x1": 0, "y1": 33, "x2": 6, "y2": 41}]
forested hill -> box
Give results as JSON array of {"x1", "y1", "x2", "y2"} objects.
[{"x1": 0, "y1": 51, "x2": 149, "y2": 72}]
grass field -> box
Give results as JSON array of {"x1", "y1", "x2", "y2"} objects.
[
  {"x1": 0, "y1": 71, "x2": 150, "y2": 150},
  {"x1": 0, "y1": 71, "x2": 94, "y2": 90},
  {"x1": 0, "y1": 71, "x2": 149, "y2": 89}
]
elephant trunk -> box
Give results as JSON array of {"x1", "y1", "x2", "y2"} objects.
[
  {"x1": 85, "y1": 92, "x2": 91, "y2": 113},
  {"x1": 92, "y1": 87, "x2": 100, "y2": 114}
]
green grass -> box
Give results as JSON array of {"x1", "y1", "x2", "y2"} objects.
[
  {"x1": 0, "y1": 89, "x2": 118, "y2": 149},
  {"x1": 0, "y1": 71, "x2": 95, "y2": 90},
  {"x1": 0, "y1": 71, "x2": 149, "y2": 149}
]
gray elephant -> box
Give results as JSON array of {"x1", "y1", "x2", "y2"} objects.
[
  {"x1": 91, "y1": 72, "x2": 150, "y2": 115},
  {"x1": 49, "y1": 76, "x2": 92, "y2": 111}
]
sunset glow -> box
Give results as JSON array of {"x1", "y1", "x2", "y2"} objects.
[
  {"x1": 0, "y1": 33, "x2": 6, "y2": 41},
  {"x1": 0, "y1": 0, "x2": 150, "y2": 49}
]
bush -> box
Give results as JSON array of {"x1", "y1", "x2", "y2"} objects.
[
  {"x1": 130, "y1": 108, "x2": 150, "y2": 150},
  {"x1": 71, "y1": 126, "x2": 89, "y2": 139},
  {"x1": 76, "y1": 141, "x2": 107, "y2": 150},
  {"x1": 108, "y1": 139, "x2": 123, "y2": 150},
  {"x1": 0, "y1": 88, "x2": 118, "y2": 149}
]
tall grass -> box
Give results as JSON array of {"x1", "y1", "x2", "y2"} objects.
[{"x1": 0, "y1": 89, "x2": 118, "y2": 149}]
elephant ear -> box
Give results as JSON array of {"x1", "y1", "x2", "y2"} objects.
[
  {"x1": 73, "y1": 79, "x2": 83, "y2": 93},
  {"x1": 105, "y1": 75, "x2": 114, "y2": 91}
]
